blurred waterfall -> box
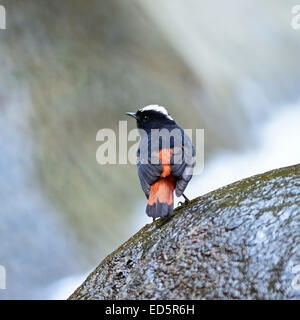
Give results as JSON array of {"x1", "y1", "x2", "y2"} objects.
[
  {"x1": 140, "y1": 0, "x2": 300, "y2": 119},
  {"x1": 0, "y1": 82, "x2": 81, "y2": 299}
]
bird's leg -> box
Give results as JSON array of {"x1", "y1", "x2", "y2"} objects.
[
  {"x1": 182, "y1": 194, "x2": 190, "y2": 203},
  {"x1": 178, "y1": 194, "x2": 190, "y2": 206}
]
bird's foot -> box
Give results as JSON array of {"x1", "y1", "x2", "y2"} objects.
[{"x1": 178, "y1": 194, "x2": 190, "y2": 206}]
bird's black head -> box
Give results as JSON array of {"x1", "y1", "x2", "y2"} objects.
[{"x1": 126, "y1": 105, "x2": 176, "y2": 131}]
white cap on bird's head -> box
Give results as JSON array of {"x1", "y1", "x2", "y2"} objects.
[
  {"x1": 126, "y1": 104, "x2": 174, "y2": 128},
  {"x1": 137, "y1": 105, "x2": 174, "y2": 121}
]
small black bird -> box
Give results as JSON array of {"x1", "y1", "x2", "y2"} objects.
[{"x1": 126, "y1": 105, "x2": 195, "y2": 219}]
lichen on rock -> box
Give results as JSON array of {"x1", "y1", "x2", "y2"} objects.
[{"x1": 69, "y1": 164, "x2": 300, "y2": 300}]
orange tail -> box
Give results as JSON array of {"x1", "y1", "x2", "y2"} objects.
[
  {"x1": 146, "y1": 148, "x2": 176, "y2": 218},
  {"x1": 146, "y1": 176, "x2": 176, "y2": 218}
]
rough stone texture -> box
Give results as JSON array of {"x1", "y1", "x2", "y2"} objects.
[{"x1": 69, "y1": 164, "x2": 300, "y2": 300}]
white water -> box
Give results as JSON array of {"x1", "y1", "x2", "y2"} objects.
[
  {"x1": 0, "y1": 88, "x2": 80, "y2": 299},
  {"x1": 188, "y1": 102, "x2": 300, "y2": 199},
  {"x1": 46, "y1": 273, "x2": 89, "y2": 300},
  {"x1": 49, "y1": 101, "x2": 300, "y2": 299}
]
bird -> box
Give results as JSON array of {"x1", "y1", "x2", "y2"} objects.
[{"x1": 126, "y1": 105, "x2": 195, "y2": 220}]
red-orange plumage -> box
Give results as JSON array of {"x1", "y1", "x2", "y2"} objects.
[{"x1": 148, "y1": 149, "x2": 176, "y2": 207}]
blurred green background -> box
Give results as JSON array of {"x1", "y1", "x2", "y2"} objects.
[{"x1": 0, "y1": 0, "x2": 299, "y2": 299}]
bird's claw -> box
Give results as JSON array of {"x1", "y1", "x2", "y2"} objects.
[{"x1": 178, "y1": 194, "x2": 190, "y2": 206}]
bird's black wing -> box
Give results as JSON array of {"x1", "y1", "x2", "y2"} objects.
[
  {"x1": 170, "y1": 133, "x2": 196, "y2": 197},
  {"x1": 137, "y1": 137, "x2": 163, "y2": 199}
]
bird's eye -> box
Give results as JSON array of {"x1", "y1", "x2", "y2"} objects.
[{"x1": 143, "y1": 115, "x2": 149, "y2": 121}]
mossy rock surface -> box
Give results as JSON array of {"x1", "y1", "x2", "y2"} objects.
[{"x1": 69, "y1": 164, "x2": 300, "y2": 299}]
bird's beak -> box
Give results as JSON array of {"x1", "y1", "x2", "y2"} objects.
[{"x1": 126, "y1": 112, "x2": 137, "y2": 119}]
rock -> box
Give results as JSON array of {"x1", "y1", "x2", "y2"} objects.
[{"x1": 69, "y1": 164, "x2": 300, "y2": 299}]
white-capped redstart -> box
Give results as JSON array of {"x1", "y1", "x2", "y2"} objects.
[{"x1": 126, "y1": 105, "x2": 196, "y2": 220}]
